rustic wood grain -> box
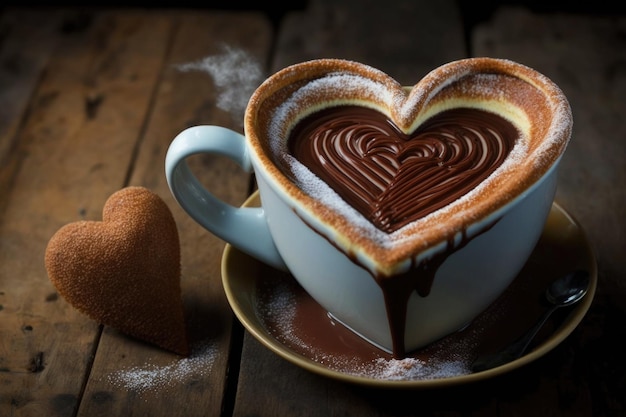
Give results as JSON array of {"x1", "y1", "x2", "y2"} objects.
[
  {"x1": 0, "y1": 7, "x2": 269, "y2": 416},
  {"x1": 272, "y1": 0, "x2": 466, "y2": 84},
  {"x1": 0, "y1": 9, "x2": 67, "y2": 214},
  {"x1": 0, "y1": 8, "x2": 176, "y2": 416},
  {"x1": 74, "y1": 10, "x2": 272, "y2": 417},
  {"x1": 0, "y1": 3, "x2": 624, "y2": 416}
]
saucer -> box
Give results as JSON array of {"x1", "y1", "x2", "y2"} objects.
[{"x1": 221, "y1": 192, "x2": 597, "y2": 388}]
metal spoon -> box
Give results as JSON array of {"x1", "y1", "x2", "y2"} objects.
[{"x1": 471, "y1": 269, "x2": 590, "y2": 373}]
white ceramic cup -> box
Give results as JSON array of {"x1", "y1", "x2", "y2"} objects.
[{"x1": 165, "y1": 58, "x2": 571, "y2": 356}]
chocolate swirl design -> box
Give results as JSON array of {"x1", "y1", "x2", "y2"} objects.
[{"x1": 289, "y1": 106, "x2": 519, "y2": 233}]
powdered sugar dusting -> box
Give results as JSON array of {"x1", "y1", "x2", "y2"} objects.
[
  {"x1": 176, "y1": 45, "x2": 263, "y2": 127},
  {"x1": 268, "y1": 73, "x2": 397, "y2": 156},
  {"x1": 256, "y1": 277, "x2": 314, "y2": 353},
  {"x1": 369, "y1": 356, "x2": 467, "y2": 380},
  {"x1": 106, "y1": 339, "x2": 219, "y2": 395}
]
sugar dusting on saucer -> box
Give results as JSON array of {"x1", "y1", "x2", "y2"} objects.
[
  {"x1": 105, "y1": 339, "x2": 218, "y2": 395},
  {"x1": 256, "y1": 277, "x2": 484, "y2": 381},
  {"x1": 256, "y1": 279, "x2": 316, "y2": 353},
  {"x1": 354, "y1": 338, "x2": 475, "y2": 381}
]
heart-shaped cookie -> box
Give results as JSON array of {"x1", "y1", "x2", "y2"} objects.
[{"x1": 45, "y1": 186, "x2": 188, "y2": 356}]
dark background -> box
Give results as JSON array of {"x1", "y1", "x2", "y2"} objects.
[{"x1": 2, "y1": 1, "x2": 626, "y2": 32}]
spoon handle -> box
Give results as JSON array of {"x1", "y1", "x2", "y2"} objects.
[{"x1": 471, "y1": 305, "x2": 559, "y2": 372}]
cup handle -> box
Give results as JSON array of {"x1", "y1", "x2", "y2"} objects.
[{"x1": 165, "y1": 125, "x2": 287, "y2": 271}]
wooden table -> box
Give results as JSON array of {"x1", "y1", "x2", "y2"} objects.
[{"x1": 1, "y1": 2, "x2": 625, "y2": 416}]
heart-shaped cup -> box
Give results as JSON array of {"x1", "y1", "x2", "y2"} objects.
[
  {"x1": 45, "y1": 187, "x2": 188, "y2": 355},
  {"x1": 166, "y1": 58, "x2": 572, "y2": 357}
]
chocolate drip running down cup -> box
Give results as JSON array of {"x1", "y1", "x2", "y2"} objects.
[{"x1": 166, "y1": 58, "x2": 572, "y2": 358}]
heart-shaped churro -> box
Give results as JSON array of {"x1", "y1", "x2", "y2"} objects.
[{"x1": 251, "y1": 58, "x2": 572, "y2": 273}]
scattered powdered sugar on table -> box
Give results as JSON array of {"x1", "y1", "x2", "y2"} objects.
[
  {"x1": 176, "y1": 45, "x2": 263, "y2": 127},
  {"x1": 106, "y1": 339, "x2": 218, "y2": 395}
]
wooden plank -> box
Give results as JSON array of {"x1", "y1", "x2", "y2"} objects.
[
  {"x1": 76, "y1": 10, "x2": 272, "y2": 417},
  {"x1": 0, "y1": 8, "x2": 174, "y2": 416},
  {"x1": 272, "y1": 0, "x2": 466, "y2": 85},
  {"x1": 1, "y1": 4, "x2": 619, "y2": 417},
  {"x1": 0, "y1": 8, "x2": 66, "y2": 214},
  {"x1": 232, "y1": 1, "x2": 468, "y2": 416},
  {"x1": 472, "y1": 6, "x2": 626, "y2": 416}
]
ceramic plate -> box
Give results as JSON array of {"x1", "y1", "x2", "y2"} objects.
[{"x1": 221, "y1": 192, "x2": 597, "y2": 388}]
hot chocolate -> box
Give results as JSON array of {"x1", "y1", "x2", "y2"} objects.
[{"x1": 288, "y1": 106, "x2": 518, "y2": 233}]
